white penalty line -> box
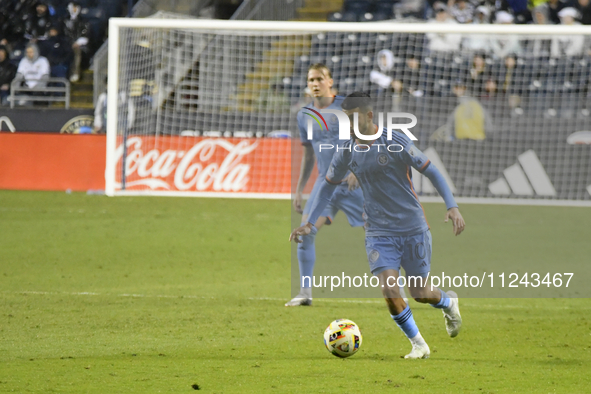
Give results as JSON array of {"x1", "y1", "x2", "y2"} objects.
[
  {"x1": 7, "y1": 291, "x2": 384, "y2": 304},
  {"x1": 5, "y1": 292, "x2": 573, "y2": 308},
  {"x1": 15, "y1": 290, "x2": 214, "y2": 299}
]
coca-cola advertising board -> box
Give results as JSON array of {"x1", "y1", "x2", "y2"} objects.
[
  {"x1": 114, "y1": 136, "x2": 304, "y2": 195},
  {"x1": 0, "y1": 133, "x2": 312, "y2": 195}
]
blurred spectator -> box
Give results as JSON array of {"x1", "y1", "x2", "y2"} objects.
[
  {"x1": 15, "y1": 42, "x2": 50, "y2": 105},
  {"x1": 370, "y1": 50, "x2": 423, "y2": 111},
  {"x1": 552, "y1": 7, "x2": 585, "y2": 56},
  {"x1": 0, "y1": 45, "x2": 17, "y2": 105},
  {"x1": 489, "y1": 11, "x2": 521, "y2": 58},
  {"x1": 498, "y1": 54, "x2": 517, "y2": 93},
  {"x1": 575, "y1": 0, "x2": 591, "y2": 24},
  {"x1": 529, "y1": 0, "x2": 549, "y2": 10},
  {"x1": 547, "y1": 0, "x2": 572, "y2": 24},
  {"x1": 6, "y1": 0, "x2": 37, "y2": 47},
  {"x1": 464, "y1": 6, "x2": 491, "y2": 51},
  {"x1": 532, "y1": 4, "x2": 550, "y2": 24},
  {"x1": 63, "y1": 1, "x2": 90, "y2": 82},
  {"x1": 467, "y1": 52, "x2": 488, "y2": 96},
  {"x1": 530, "y1": 5, "x2": 552, "y2": 56},
  {"x1": 445, "y1": 81, "x2": 491, "y2": 140},
  {"x1": 430, "y1": 76, "x2": 490, "y2": 141},
  {"x1": 474, "y1": 5, "x2": 491, "y2": 23},
  {"x1": 497, "y1": 54, "x2": 522, "y2": 109},
  {"x1": 0, "y1": 3, "x2": 13, "y2": 41},
  {"x1": 506, "y1": 0, "x2": 532, "y2": 23},
  {"x1": 395, "y1": 0, "x2": 426, "y2": 19},
  {"x1": 489, "y1": 0, "x2": 511, "y2": 14},
  {"x1": 427, "y1": 3, "x2": 462, "y2": 52},
  {"x1": 38, "y1": 24, "x2": 72, "y2": 78},
  {"x1": 370, "y1": 49, "x2": 396, "y2": 94},
  {"x1": 483, "y1": 75, "x2": 498, "y2": 98},
  {"x1": 24, "y1": 2, "x2": 54, "y2": 42},
  {"x1": 452, "y1": 79, "x2": 467, "y2": 98},
  {"x1": 450, "y1": 0, "x2": 475, "y2": 23},
  {"x1": 370, "y1": 50, "x2": 422, "y2": 95},
  {"x1": 395, "y1": 54, "x2": 423, "y2": 98}
]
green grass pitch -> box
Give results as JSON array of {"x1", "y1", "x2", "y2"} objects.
[{"x1": 1, "y1": 190, "x2": 590, "y2": 393}]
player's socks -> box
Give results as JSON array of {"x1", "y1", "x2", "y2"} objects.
[
  {"x1": 430, "y1": 288, "x2": 451, "y2": 309},
  {"x1": 391, "y1": 305, "x2": 419, "y2": 339},
  {"x1": 286, "y1": 227, "x2": 317, "y2": 307},
  {"x1": 409, "y1": 332, "x2": 427, "y2": 347},
  {"x1": 392, "y1": 307, "x2": 430, "y2": 359},
  {"x1": 296, "y1": 225, "x2": 317, "y2": 290},
  {"x1": 299, "y1": 287, "x2": 312, "y2": 298}
]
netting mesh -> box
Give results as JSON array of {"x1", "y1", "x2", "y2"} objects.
[{"x1": 111, "y1": 25, "x2": 591, "y2": 200}]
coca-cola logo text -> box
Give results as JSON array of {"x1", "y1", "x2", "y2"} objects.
[{"x1": 114, "y1": 137, "x2": 258, "y2": 191}]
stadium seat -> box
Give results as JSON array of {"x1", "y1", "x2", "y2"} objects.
[
  {"x1": 359, "y1": 12, "x2": 376, "y2": 22},
  {"x1": 97, "y1": 0, "x2": 122, "y2": 19},
  {"x1": 341, "y1": 11, "x2": 358, "y2": 22},
  {"x1": 374, "y1": 2, "x2": 395, "y2": 18},
  {"x1": 327, "y1": 12, "x2": 343, "y2": 22},
  {"x1": 344, "y1": 0, "x2": 371, "y2": 14},
  {"x1": 371, "y1": 11, "x2": 390, "y2": 21}
]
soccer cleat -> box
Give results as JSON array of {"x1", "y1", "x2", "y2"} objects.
[
  {"x1": 442, "y1": 291, "x2": 462, "y2": 338},
  {"x1": 404, "y1": 342, "x2": 430, "y2": 359},
  {"x1": 284, "y1": 296, "x2": 312, "y2": 307}
]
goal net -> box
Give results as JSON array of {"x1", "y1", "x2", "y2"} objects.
[{"x1": 106, "y1": 19, "x2": 591, "y2": 205}]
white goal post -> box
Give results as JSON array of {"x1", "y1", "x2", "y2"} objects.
[{"x1": 105, "y1": 18, "x2": 591, "y2": 206}]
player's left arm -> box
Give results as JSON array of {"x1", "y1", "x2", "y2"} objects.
[
  {"x1": 402, "y1": 143, "x2": 465, "y2": 236},
  {"x1": 424, "y1": 165, "x2": 465, "y2": 236}
]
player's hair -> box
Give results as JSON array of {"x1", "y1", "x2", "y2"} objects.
[
  {"x1": 307, "y1": 63, "x2": 332, "y2": 79},
  {"x1": 342, "y1": 91, "x2": 372, "y2": 112}
]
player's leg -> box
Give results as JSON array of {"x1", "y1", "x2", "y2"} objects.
[
  {"x1": 286, "y1": 180, "x2": 332, "y2": 306},
  {"x1": 402, "y1": 230, "x2": 462, "y2": 337},
  {"x1": 367, "y1": 236, "x2": 430, "y2": 359},
  {"x1": 285, "y1": 215, "x2": 327, "y2": 306}
]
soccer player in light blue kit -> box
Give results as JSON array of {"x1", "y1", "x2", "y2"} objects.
[
  {"x1": 287, "y1": 64, "x2": 365, "y2": 307},
  {"x1": 290, "y1": 92, "x2": 465, "y2": 359}
]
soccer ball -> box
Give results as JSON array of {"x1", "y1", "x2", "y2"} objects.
[{"x1": 323, "y1": 319, "x2": 362, "y2": 358}]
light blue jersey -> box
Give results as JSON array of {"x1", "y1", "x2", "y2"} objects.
[
  {"x1": 325, "y1": 130, "x2": 433, "y2": 237},
  {"x1": 297, "y1": 96, "x2": 346, "y2": 179},
  {"x1": 297, "y1": 96, "x2": 364, "y2": 227}
]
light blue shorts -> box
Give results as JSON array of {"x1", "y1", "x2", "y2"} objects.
[
  {"x1": 303, "y1": 178, "x2": 365, "y2": 227},
  {"x1": 365, "y1": 230, "x2": 432, "y2": 277}
]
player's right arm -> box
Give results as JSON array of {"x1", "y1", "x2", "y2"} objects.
[
  {"x1": 290, "y1": 144, "x2": 349, "y2": 243},
  {"x1": 293, "y1": 112, "x2": 316, "y2": 214}
]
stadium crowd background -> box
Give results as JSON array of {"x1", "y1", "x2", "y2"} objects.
[
  {"x1": 328, "y1": 0, "x2": 591, "y2": 24},
  {"x1": 1, "y1": 0, "x2": 590, "y2": 119}
]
